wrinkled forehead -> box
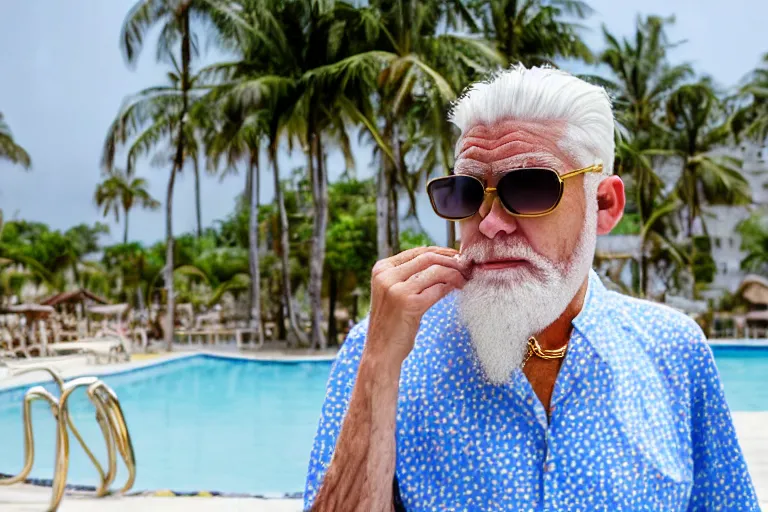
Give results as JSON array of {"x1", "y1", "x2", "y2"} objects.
[{"x1": 453, "y1": 119, "x2": 576, "y2": 179}]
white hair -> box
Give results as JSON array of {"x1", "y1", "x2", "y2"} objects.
[{"x1": 449, "y1": 65, "x2": 615, "y2": 183}]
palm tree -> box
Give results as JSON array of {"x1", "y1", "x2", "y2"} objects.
[
  {"x1": 103, "y1": 72, "x2": 200, "y2": 350},
  {"x1": 107, "y1": 0, "x2": 214, "y2": 351},
  {"x1": 363, "y1": 0, "x2": 503, "y2": 258},
  {"x1": 0, "y1": 211, "x2": 54, "y2": 301},
  {"x1": 211, "y1": 0, "x2": 400, "y2": 348},
  {"x1": 665, "y1": 80, "x2": 752, "y2": 239},
  {"x1": 595, "y1": 15, "x2": 695, "y2": 296},
  {"x1": 663, "y1": 80, "x2": 753, "y2": 298},
  {"x1": 470, "y1": 0, "x2": 594, "y2": 66},
  {"x1": 0, "y1": 112, "x2": 31, "y2": 169},
  {"x1": 300, "y1": 6, "x2": 386, "y2": 349},
  {"x1": 733, "y1": 52, "x2": 768, "y2": 143},
  {"x1": 203, "y1": 0, "x2": 313, "y2": 346},
  {"x1": 737, "y1": 212, "x2": 768, "y2": 274},
  {"x1": 94, "y1": 169, "x2": 160, "y2": 243},
  {"x1": 199, "y1": 94, "x2": 266, "y2": 344},
  {"x1": 596, "y1": 15, "x2": 693, "y2": 138}
]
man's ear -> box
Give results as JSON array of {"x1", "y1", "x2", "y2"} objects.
[{"x1": 596, "y1": 176, "x2": 625, "y2": 235}]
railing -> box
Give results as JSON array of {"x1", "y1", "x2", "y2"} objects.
[{"x1": 0, "y1": 366, "x2": 136, "y2": 511}]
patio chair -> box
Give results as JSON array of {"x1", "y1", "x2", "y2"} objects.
[{"x1": 46, "y1": 328, "x2": 132, "y2": 364}]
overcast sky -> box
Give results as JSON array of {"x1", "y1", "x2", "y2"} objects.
[{"x1": 0, "y1": 0, "x2": 765, "y2": 247}]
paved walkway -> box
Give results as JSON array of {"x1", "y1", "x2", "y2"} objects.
[{"x1": 734, "y1": 411, "x2": 768, "y2": 507}]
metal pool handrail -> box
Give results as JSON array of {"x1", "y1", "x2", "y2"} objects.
[{"x1": 0, "y1": 367, "x2": 137, "y2": 511}]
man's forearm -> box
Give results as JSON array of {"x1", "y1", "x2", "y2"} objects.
[{"x1": 311, "y1": 349, "x2": 401, "y2": 512}]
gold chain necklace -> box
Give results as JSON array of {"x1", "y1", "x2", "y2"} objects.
[{"x1": 522, "y1": 336, "x2": 568, "y2": 368}]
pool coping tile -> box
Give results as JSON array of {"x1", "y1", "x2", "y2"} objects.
[{"x1": 0, "y1": 349, "x2": 338, "y2": 393}]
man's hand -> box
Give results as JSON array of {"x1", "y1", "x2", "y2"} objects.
[
  {"x1": 365, "y1": 246, "x2": 470, "y2": 369},
  {"x1": 309, "y1": 246, "x2": 469, "y2": 512}
]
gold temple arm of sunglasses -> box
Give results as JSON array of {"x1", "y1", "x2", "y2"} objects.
[{"x1": 559, "y1": 163, "x2": 604, "y2": 181}]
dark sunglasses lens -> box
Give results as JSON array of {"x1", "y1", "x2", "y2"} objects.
[
  {"x1": 498, "y1": 168, "x2": 561, "y2": 214},
  {"x1": 428, "y1": 176, "x2": 484, "y2": 219}
]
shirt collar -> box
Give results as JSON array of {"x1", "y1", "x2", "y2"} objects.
[
  {"x1": 573, "y1": 268, "x2": 607, "y2": 327},
  {"x1": 573, "y1": 268, "x2": 641, "y2": 369},
  {"x1": 571, "y1": 268, "x2": 612, "y2": 362}
]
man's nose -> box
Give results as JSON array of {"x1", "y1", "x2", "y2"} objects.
[{"x1": 478, "y1": 194, "x2": 519, "y2": 239}]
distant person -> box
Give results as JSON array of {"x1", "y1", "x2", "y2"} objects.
[{"x1": 304, "y1": 66, "x2": 759, "y2": 511}]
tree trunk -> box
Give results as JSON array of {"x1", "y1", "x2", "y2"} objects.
[
  {"x1": 376, "y1": 163, "x2": 391, "y2": 260},
  {"x1": 271, "y1": 145, "x2": 308, "y2": 347},
  {"x1": 376, "y1": 120, "x2": 393, "y2": 260},
  {"x1": 351, "y1": 292, "x2": 359, "y2": 324},
  {"x1": 164, "y1": 7, "x2": 191, "y2": 352},
  {"x1": 255, "y1": 149, "x2": 261, "y2": 212},
  {"x1": 248, "y1": 152, "x2": 264, "y2": 346},
  {"x1": 685, "y1": 164, "x2": 697, "y2": 239},
  {"x1": 277, "y1": 283, "x2": 287, "y2": 341},
  {"x1": 505, "y1": 0, "x2": 519, "y2": 61},
  {"x1": 194, "y1": 154, "x2": 202, "y2": 238},
  {"x1": 308, "y1": 127, "x2": 328, "y2": 350},
  {"x1": 72, "y1": 262, "x2": 82, "y2": 289},
  {"x1": 124, "y1": 211, "x2": 130, "y2": 244},
  {"x1": 164, "y1": 163, "x2": 179, "y2": 352},
  {"x1": 447, "y1": 220, "x2": 456, "y2": 249},
  {"x1": 327, "y1": 270, "x2": 338, "y2": 347},
  {"x1": 390, "y1": 122, "x2": 404, "y2": 254},
  {"x1": 640, "y1": 243, "x2": 649, "y2": 297},
  {"x1": 389, "y1": 185, "x2": 400, "y2": 254}
]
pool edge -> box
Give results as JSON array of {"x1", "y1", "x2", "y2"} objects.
[
  {"x1": 0, "y1": 472, "x2": 304, "y2": 500},
  {"x1": 0, "y1": 350, "x2": 337, "y2": 394}
]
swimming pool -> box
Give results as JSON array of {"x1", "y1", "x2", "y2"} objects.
[
  {"x1": 711, "y1": 346, "x2": 768, "y2": 412},
  {"x1": 0, "y1": 355, "x2": 332, "y2": 496},
  {"x1": 0, "y1": 347, "x2": 765, "y2": 495}
]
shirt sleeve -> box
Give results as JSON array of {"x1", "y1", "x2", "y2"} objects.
[
  {"x1": 687, "y1": 338, "x2": 760, "y2": 511},
  {"x1": 303, "y1": 317, "x2": 369, "y2": 511}
]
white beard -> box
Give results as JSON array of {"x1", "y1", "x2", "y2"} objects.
[{"x1": 456, "y1": 200, "x2": 598, "y2": 384}]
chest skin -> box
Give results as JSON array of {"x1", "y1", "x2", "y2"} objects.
[{"x1": 521, "y1": 356, "x2": 564, "y2": 414}]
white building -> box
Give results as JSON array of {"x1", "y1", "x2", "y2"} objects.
[
  {"x1": 597, "y1": 140, "x2": 768, "y2": 301},
  {"x1": 702, "y1": 141, "x2": 768, "y2": 300}
]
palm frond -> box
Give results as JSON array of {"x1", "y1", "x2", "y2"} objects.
[
  {"x1": 692, "y1": 155, "x2": 752, "y2": 206},
  {"x1": 302, "y1": 51, "x2": 396, "y2": 93},
  {"x1": 0, "y1": 112, "x2": 31, "y2": 169},
  {"x1": 338, "y1": 96, "x2": 395, "y2": 165},
  {"x1": 126, "y1": 117, "x2": 175, "y2": 175},
  {"x1": 121, "y1": 0, "x2": 170, "y2": 65},
  {"x1": 402, "y1": 55, "x2": 455, "y2": 102}
]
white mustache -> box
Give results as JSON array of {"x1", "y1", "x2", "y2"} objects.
[{"x1": 459, "y1": 239, "x2": 552, "y2": 270}]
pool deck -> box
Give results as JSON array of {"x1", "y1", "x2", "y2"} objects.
[
  {"x1": 2, "y1": 343, "x2": 767, "y2": 510},
  {"x1": 0, "y1": 486, "x2": 303, "y2": 511}
]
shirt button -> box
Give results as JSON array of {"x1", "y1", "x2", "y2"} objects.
[{"x1": 544, "y1": 462, "x2": 555, "y2": 472}]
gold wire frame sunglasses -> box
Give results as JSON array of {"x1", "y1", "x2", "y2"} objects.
[{"x1": 426, "y1": 163, "x2": 603, "y2": 220}]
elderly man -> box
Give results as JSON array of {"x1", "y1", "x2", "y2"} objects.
[{"x1": 303, "y1": 66, "x2": 759, "y2": 511}]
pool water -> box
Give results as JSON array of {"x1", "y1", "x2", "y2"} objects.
[
  {"x1": 0, "y1": 355, "x2": 332, "y2": 495},
  {"x1": 711, "y1": 346, "x2": 768, "y2": 412},
  {"x1": 0, "y1": 348, "x2": 766, "y2": 495}
]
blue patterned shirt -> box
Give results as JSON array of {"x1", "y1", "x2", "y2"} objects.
[{"x1": 305, "y1": 270, "x2": 759, "y2": 511}]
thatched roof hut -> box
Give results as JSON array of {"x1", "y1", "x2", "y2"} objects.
[
  {"x1": 40, "y1": 288, "x2": 110, "y2": 307},
  {"x1": 737, "y1": 275, "x2": 768, "y2": 306}
]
